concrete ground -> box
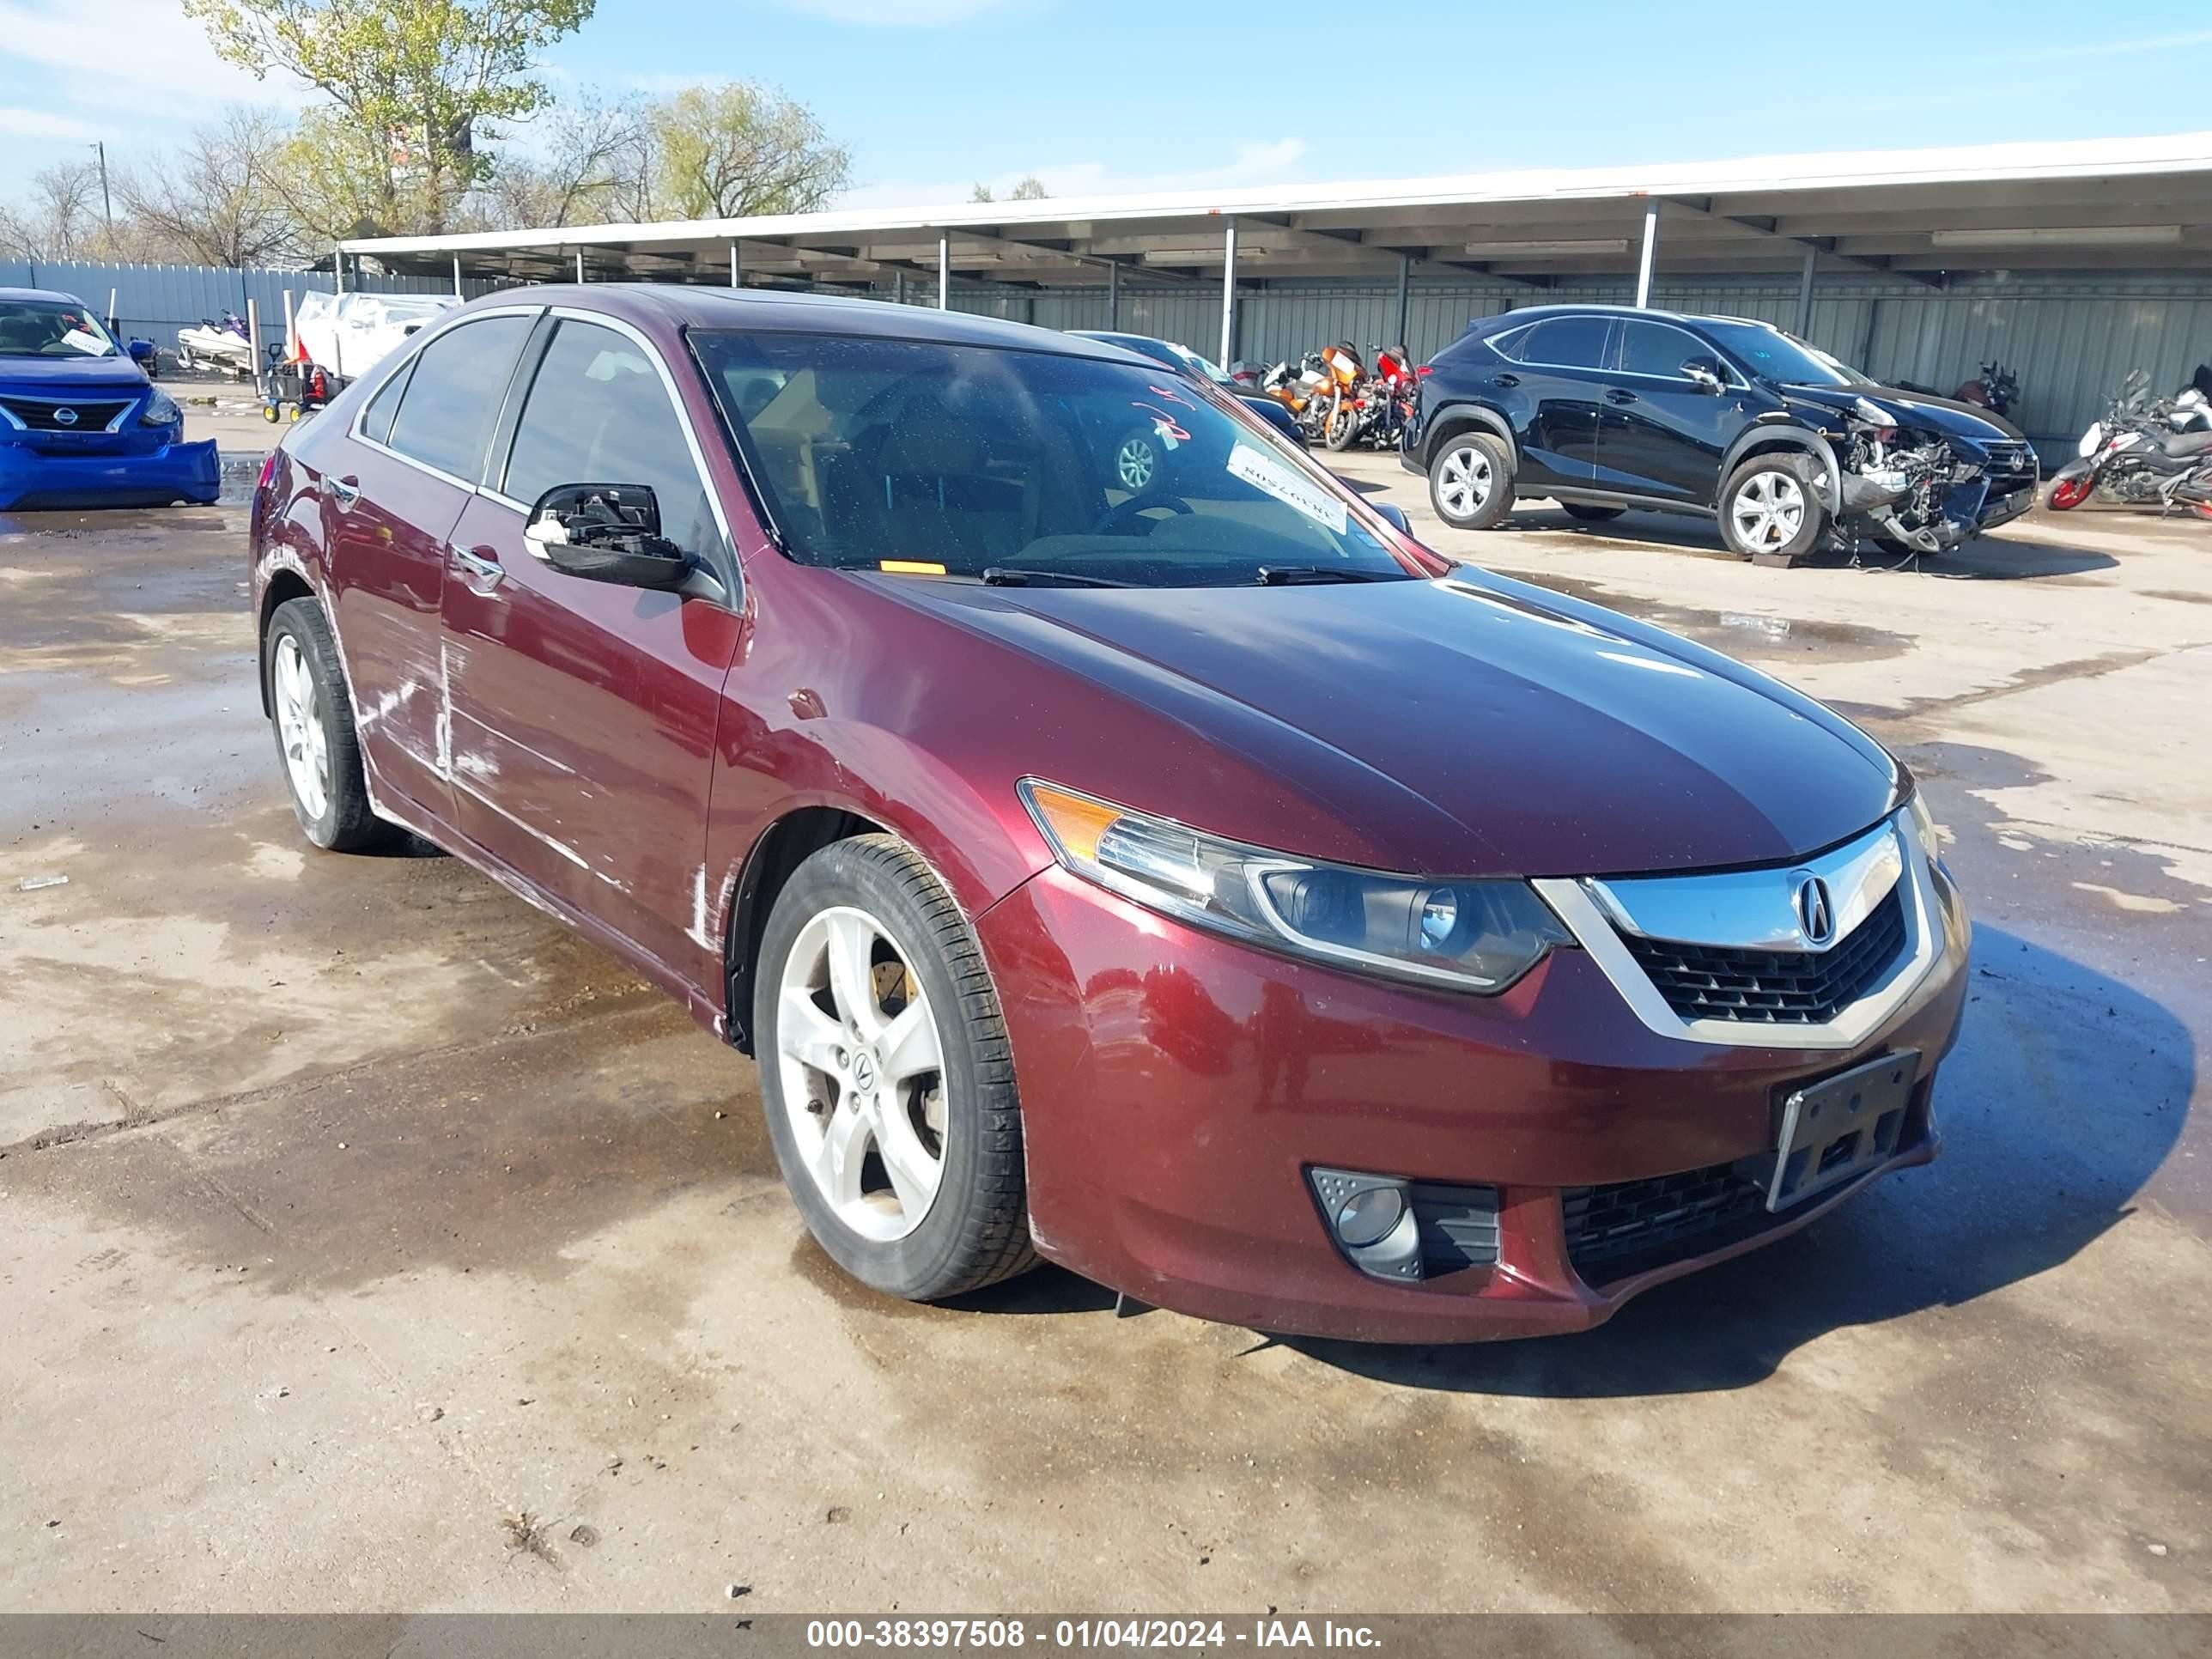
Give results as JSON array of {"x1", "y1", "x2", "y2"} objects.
[{"x1": 1, "y1": 434, "x2": 2207, "y2": 1614}]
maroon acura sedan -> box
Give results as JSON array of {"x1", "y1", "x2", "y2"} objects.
[{"x1": 247, "y1": 286, "x2": 1968, "y2": 1343}]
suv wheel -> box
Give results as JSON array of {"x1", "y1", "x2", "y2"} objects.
[
  {"x1": 1719, "y1": 456, "x2": 1827, "y2": 564},
  {"x1": 756, "y1": 835, "x2": 1036, "y2": 1302},
  {"x1": 1428, "y1": 432, "x2": 1515, "y2": 530}
]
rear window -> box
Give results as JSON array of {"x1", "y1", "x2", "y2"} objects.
[{"x1": 386, "y1": 315, "x2": 532, "y2": 482}]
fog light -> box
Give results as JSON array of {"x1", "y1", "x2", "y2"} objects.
[
  {"x1": 1309, "y1": 1166, "x2": 1421, "y2": 1281},
  {"x1": 1335, "y1": 1185, "x2": 1405, "y2": 1247}
]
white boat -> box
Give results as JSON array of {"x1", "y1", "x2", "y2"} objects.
[{"x1": 292, "y1": 290, "x2": 459, "y2": 384}]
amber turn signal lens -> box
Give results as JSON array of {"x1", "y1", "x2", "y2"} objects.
[{"x1": 1021, "y1": 781, "x2": 1122, "y2": 864}]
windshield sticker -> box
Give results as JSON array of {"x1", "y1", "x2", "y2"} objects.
[
  {"x1": 61, "y1": 328, "x2": 109, "y2": 356},
  {"x1": 1227, "y1": 443, "x2": 1347, "y2": 534}
]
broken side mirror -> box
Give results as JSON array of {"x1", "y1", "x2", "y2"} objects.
[
  {"x1": 525, "y1": 483, "x2": 690, "y2": 591},
  {"x1": 1682, "y1": 358, "x2": 1725, "y2": 394}
]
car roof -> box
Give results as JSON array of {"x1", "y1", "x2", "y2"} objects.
[
  {"x1": 1470, "y1": 302, "x2": 1779, "y2": 332},
  {"x1": 447, "y1": 282, "x2": 1143, "y2": 361},
  {"x1": 0, "y1": 287, "x2": 91, "y2": 306}
]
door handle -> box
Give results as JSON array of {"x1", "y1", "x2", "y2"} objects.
[
  {"x1": 1492, "y1": 373, "x2": 1520, "y2": 388},
  {"x1": 1605, "y1": 389, "x2": 1638, "y2": 404},
  {"x1": 328, "y1": 474, "x2": 362, "y2": 511},
  {"x1": 451, "y1": 544, "x2": 505, "y2": 591}
]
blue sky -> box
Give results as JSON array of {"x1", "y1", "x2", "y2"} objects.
[{"x1": 7, "y1": 2, "x2": 2212, "y2": 206}]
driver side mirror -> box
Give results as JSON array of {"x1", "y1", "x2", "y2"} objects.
[
  {"x1": 1681, "y1": 358, "x2": 1725, "y2": 394},
  {"x1": 525, "y1": 483, "x2": 690, "y2": 591},
  {"x1": 1373, "y1": 501, "x2": 1413, "y2": 536}
]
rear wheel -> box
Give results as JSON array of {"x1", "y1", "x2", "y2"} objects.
[
  {"x1": 1719, "y1": 456, "x2": 1827, "y2": 563},
  {"x1": 1560, "y1": 502, "x2": 1625, "y2": 523},
  {"x1": 2047, "y1": 474, "x2": 2094, "y2": 511},
  {"x1": 756, "y1": 836, "x2": 1035, "y2": 1302},
  {"x1": 1427, "y1": 432, "x2": 1515, "y2": 530}
]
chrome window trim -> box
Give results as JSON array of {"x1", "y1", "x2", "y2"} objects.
[
  {"x1": 1531, "y1": 809, "x2": 1940, "y2": 1050},
  {"x1": 1613, "y1": 319, "x2": 1744, "y2": 388},
  {"x1": 349, "y1": 302, "x2": 546, "y2": 456},
  {"x1": 1485, "y1": 314, "x2": 1617, "y2": 374},
  {"x1": 0, "y1": 389, "x2": 143, "y2": 432}
]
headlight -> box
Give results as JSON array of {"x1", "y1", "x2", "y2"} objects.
[
  {"x1": 1850, "y1": 396, "x2": 1895, "y2": 430},
  {"x1": 139, "y1": 387, "x2": 181, "y2": 428},
  {"x1": 1019, "y1": 779, "x2": 1569, "y2": 994},
  {"x1": 1905, "y1": 789, "x2": 1945, "y2": 870}
]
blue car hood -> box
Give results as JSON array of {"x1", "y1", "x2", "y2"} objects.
[
  {"x1": 0, "y1": 354, "x2": 149, "y2": 393},
  {"x1": 1781, "y1": 381, "x2": 2023, "y2": 444}
]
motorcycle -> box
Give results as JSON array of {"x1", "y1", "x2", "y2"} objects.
[
  {"x1": 1955, "y1": 360, "x2": 2019, "y2": 417},
  {"x1": 1260, "y1": 351, "x2": 1335, "y2": 441},
  {"x1": 2048, "y1": 367, "x2": 2212, "y2": 511},
  {"x1": 174, "y1": 311, "x2": 255, "y2": 377},
  {"x1": 1321, "y1": 343, "x2": 1420, "y2": 453}
]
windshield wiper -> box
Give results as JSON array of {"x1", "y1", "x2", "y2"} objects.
[
  {"x1": 980, "y1": 567, "x2": 1133, "y2": 588},
  {"x1": 1253, "y1": 565, "x2": 1389, "y2": 586}
]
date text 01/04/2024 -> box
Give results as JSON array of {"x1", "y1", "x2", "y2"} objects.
[{"x1": 804, "y1": 1620, "x2": 1384, "y2": 1650}]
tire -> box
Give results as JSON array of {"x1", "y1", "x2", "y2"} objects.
[
  {"x1": 755, "y1": 835, "x2": 1035, "y2": 1302},
  {"x1": 1718, "y1": 454, "x2": 1828, "y2": 563},
  {"x1": 1322, "y1": 394, "x2": 1358, "y2": 452},
  {"x1": 262, "y1": 597, "x2": 392, "y2": 851},
  {"x1": 2047, "y1": 474, "x2": 2094, "y2": 512},
  {"x1": 1427, "y1": 431, "x2": 1516, "y2": 530},
  {"x1": 1560, "y1": 502, "x2": 1625, "y2": 523},
  {"x1": 1110, "y1": 425, "x2": 1164, "y2": 494}
]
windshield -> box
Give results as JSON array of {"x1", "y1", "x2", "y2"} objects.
[
  {"x1": 0, "y1": 300, "x2": 117, "y2": 359},
  {"x1": 692, "y1": 331, "x2": 1420, "y2": 588},
  {"x1": 1700, "y1": 320, "x2": 1850, "y2": 387}
]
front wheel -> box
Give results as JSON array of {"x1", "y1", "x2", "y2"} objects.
[
  {"x1": 1719, "y1": 456, "x2": 1828, "y2": 563},
  {"x1": 756, "y1": 836, "x2": 1036, "y2": 1303},
  {"x1": 1322, "y1": 395, "x2": 1358, "y2": 452},
  {"x1": 1427, "y1": 432, "x2": 1516, "y2": 530},
  {"x1": 2047, "y1": 474, "x2": 2094, "y2": 511}
]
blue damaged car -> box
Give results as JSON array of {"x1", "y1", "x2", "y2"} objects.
[{"x1": 0, "y1": 289, "x2": 220, "y2": 511}]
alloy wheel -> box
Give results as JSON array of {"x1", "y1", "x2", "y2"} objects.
[
  {"x1": 271, "y1": 633, "x2": 330, "y2": 822},
  {"x1": 776, "y1": 905, "x2": 949, "y2": 1243},
  {"x1": 1437, "y1": 444, "x2": 1492, "y2": 517},
  {"x1": 1730, "y1": 470, "x2": 1806, "y2": 551},
  {"x1": 1116, "y1": 434, "x2": 1158, "y2": 492}
]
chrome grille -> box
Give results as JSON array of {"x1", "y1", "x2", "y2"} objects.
[
  {"x1": 1622, "y1": 885, "x2": 1907, "y2": 1024},
  {"x1": 1, "y1": 396, "x2": 132, "y2": 432}
]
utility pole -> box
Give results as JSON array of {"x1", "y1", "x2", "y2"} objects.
[{"x1": 89, "y1": 141, "x2": 112, "y2": 234}]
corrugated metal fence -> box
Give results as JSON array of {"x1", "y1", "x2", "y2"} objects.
[
  {"x1": 938, "y1": 271, "x2": 2212, "y2": 454},
  {"x1": 1, "y1": 258, "x2": 497, "y2": 356},
  {"x1": 15, "y1": 257, "x2": 2211, "y2": 453}
]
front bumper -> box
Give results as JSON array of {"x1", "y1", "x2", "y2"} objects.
[
  {"x1": 978, "y1": 840, "x2": 1970, "y2": 1345},
  {"x1": 0, "y1": 434, "x2": 221, "y2": 510}
]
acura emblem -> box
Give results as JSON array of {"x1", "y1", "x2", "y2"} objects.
[
  {"x1": 52, "y1": 406, "x2": 78, "y2": 427},
  {"x1": 1793, "y1": 875, "x2": 1836, "y2": 947}
]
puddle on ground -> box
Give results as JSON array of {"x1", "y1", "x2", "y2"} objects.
[{"x1": 1528, "y1": 574, "x2": 1912, "y2": 666}]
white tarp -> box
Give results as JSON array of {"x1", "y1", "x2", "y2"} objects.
[{"x1": 293, "y1": 290, "x2": 459, "y2": 378}]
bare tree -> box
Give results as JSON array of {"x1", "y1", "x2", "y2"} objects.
[
  {"x1": 9, "y1": 161, "x2": 110, "y2": 260},
  {"x1": 120, "y1": 107, "x2": 304, "y2": 265},
  {"x1": 643, "y1": 82, "x2": 849, "y2": 220},
  {"x1": 464, "y1": 93, "x2": 648, "y2": 231}
]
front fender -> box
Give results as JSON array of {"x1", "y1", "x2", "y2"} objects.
[{"x1": 2050, "y1": 456, "x2": 2097, "y2": 483}]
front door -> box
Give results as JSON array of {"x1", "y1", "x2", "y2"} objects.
[
  {"x1": 1592, "y1": 319, "x2": 1746, "y2": 505},
  {"x1": 440, "y1": 313, "x2": 745, "y2": 983},
  {"x1": 321, "y1": 311, "x2": 536, "y2": 818}
]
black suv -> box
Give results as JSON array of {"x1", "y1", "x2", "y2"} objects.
[{"x1": 1402, "y1": 305, "x2": 2039, "y2": 565}]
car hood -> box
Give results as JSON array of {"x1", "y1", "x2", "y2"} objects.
[
  {"x1": 0, "y1": 354, "x2": 147, "y2": 392},
  {"x1": 1782, "y1": 381, "x2": 2024, "y2": 444},
  {"x1": 887, "y1": 568, "x2": 1898, "y2": 878}
]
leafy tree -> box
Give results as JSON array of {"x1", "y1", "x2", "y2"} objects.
[
  {"x1": 969, "y1": 183, "x2": 994, "y2": 203},
  {"x1": 183, "y1": 0, "x2": 596, "y2": 233},
  {"x1": 1008, "y1": 176, "x2": 1048, "y2": 200},
  {"x1": 644, "y1": 82, "x2": 850, "y2": 220},
  {"x1": 121, "y1": 107, "x2": 304, "y2": 266}
]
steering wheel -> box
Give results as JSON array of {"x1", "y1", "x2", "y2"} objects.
[{"x1": 1091, "y1": 495, "x2": 1194, "y2": 537}]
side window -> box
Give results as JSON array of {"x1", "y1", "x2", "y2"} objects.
[
  {"x1": 502, "y1": 319, "x2": 720, "y2": 558},
  {"x1": 1485, "y1": 324, "x2": 1533, "y2": 362},
  {"x1": 359, "y1": 358, "x2": 412, "y2": 446},
  {"x1": 386, "y1": 314, "x2": 532, "y2": 482},
  {"x1": 1617, "y1": 321, "x2": 1701, "y2": 380},
  {"x1": 1515, "y1": 316, "x2": 1612, "y2": 369}
]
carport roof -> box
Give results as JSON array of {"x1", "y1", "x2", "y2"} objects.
[{"x1": 340, "y1": 131, "x2": 2212, "y2": 289}]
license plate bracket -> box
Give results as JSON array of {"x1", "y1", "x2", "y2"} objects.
[{"x1": 1759, "y1": 1050, "x2": 1919, "y2": 1212}]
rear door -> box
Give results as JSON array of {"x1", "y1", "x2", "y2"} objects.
[
  {"x1": 323, "y1": 310, "x2": 537, "y2": 818},
  {"x1": 440, "y1": 312, "x2": 745, "y2": 982},
  {"x1": 1492, "y1": 314, "x2": 1613, "y2": 488},
  {"x1": 1594, "y1": 319, "x2": 1744, "y2": 504}
]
